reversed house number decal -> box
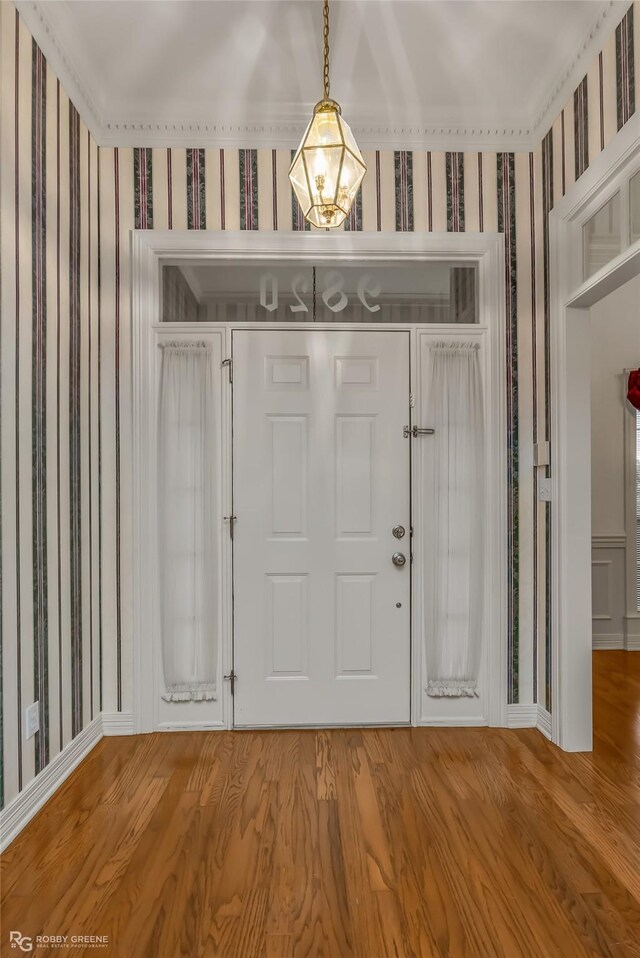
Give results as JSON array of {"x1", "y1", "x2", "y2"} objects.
[{"x1": 259, "y1": 271, "x2": 381, "y2": 314}]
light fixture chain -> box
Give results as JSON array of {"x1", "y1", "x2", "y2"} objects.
[
  {"x1": 289, "y1": 0, "x2": 366, "y2": 229},
  {"x1": 323, "y1": 0, "x2": 330, "y2": 100}
]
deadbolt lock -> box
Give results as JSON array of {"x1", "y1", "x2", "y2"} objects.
[
  {"x1": 392, "y1": 525, "x2": 406, "y2": 539},
  {"x1": 392, "y1": 552, "x2": 407, "y2": 567}
]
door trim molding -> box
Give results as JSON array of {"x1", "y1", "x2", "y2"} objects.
[
  {"x1": 131, "y1": 231, "x2": 507, "y2": 733},
  {"x1": 549, "y1": 114, "x2": 640, "y2": 750}
]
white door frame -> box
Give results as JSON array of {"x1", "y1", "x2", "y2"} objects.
[
  {"x1": 549, "y1": 114, "x2": 640, "y2": 751},
  {"x1": 131, "y1": 230, "x2": 507, "y2": 733}
]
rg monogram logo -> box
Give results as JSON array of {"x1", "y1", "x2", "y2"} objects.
[{"x1": 9, "y1": 931, "x2": 33, "y2": 952}]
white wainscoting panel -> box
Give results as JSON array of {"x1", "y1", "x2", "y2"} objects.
[{"x1": 592, "y1": 535, "x2": 626, "y2": 649}]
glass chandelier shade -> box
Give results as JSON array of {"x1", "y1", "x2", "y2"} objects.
[
  {"x1": 288, "y1": 1, "x2": 366, "y2": 229},
  {"x1": 289, "y1": 99, "x2": 366, "y2": 228}
]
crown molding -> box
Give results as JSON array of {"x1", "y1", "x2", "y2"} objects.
[
  {"x1": 15, "y1": 0, "x2": 628, "y2": 153},
  {"x1": 531, "y1": 0, "x2": 629, "y2": 143},
  {"x1": 99, "y1": 119, "x2": 536, "y2": 152},
  {"x1": 14, "y1": 0, "x2": 104, "y2": 140}
]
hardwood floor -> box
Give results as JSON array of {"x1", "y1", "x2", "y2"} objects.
[{"x1": 1, "y1": 651, "x2": 640, "y2": 958}]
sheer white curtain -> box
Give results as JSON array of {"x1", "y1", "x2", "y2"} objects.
[
  {"x1": 158, "y1": 343, "x2": 217, "y2": 701},
  {"x1": 424, "y1": 342, "x2": 485, "y2": 697}
]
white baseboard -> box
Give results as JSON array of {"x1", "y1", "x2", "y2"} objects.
[
  {"x1": 536, "y1": 706, "x2": 553, "y2": 740},
  {"x1": 0, "y1": 711, "x2": 136, "y2": 850},
  {"x1": 624, "y1": 616, "x2": 640, "y2": 650},
  {"x1": 156, "y1": 720, "x2": 226, "y2": 731},
  {"x1": 507, "y1": 704, "x2": 538, "y2": 728},
  {"x1": 417, "y1": 717, "x2": 488, "y2": 727},
  {"x1": 506, "y1": 704, "x2": 553, "y2": 739},
  {"x1": 592, "y1": 634, "x2": 625, "y2": 649},
  {"x1": 0, "y1": 715, "x2": 103, "y2": 852},
  {"x1": 102, "y1": 711, "x2": 135, "y2": 735}
]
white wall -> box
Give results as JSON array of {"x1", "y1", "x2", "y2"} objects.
[{"x1": 590, "y1": 274, "x2": 640, "y2": 649}]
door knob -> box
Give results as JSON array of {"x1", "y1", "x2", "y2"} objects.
[
  {"x1": 392, "y1": 525, "x2": 406, "y2": 539},
  {"x1": 392, "y1": 552, "x2": 406, "y2": 567}
]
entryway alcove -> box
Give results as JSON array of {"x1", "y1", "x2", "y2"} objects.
[{"x1": 132, "y1": 232, "x2": 508, "y2": 733}]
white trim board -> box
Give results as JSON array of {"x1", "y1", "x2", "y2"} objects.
[
  {"x1": 14, "y1": 0, "x2": 627, "y2": 151},
  {"x1": 102, "y1": 712, "x2": 135, "y2": 736},
  {"x1": 0, "y1": 716, "x2": 103, "y2": 852},
  {"x1": 625, "y1": 616, "x2": 640, "y2": 650},
  {"x1": 537, "y1": 707, "x2": 553, "y2": 741},
  {"x1": 592, "y1": 534, "x2": 626, "y2": 549},
  {"x1": 0, "y1": 712, "x2": 137, "y2": 850},
  {"x1": 507, "y1": 704, "x2": 538, "y2": 728},
  {"x1": 411, "y1": 717, "x2": 490, "y2": 728},
  {"x1": 593, "y1": 635, "x2": 625, "y2": 649},
  {"x1": 623, "y1": 378, "x2": 639, "y2": 631},
  {"x1": 549, "y1": 115, "x2": 640, "y2": 751}
]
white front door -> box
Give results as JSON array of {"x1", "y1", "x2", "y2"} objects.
[{"x1": 232, "y1": 329, "x2": 411, "y2": 726}]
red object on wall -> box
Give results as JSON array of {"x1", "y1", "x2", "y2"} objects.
[{"x1": 628, "y1": 369, "x2": 640, "y2": 411}]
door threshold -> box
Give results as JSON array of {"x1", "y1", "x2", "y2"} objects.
[{"x1": 232, "y1": 721, "x2": 413, "y2": 730}]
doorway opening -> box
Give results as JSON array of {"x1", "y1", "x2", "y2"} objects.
[
  {"x1": 589, "y1": 275, "x2": 640, "y2": 756},
  {"x1": 590, "y1": 275, "x2": 640, "y2": 654},
  {"x1": 550, "y1": 118, "x2": 640, "y2": 750}
]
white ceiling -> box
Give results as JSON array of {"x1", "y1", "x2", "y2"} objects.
[{"x1": 18, "y1": 0, "x2": 628, "y2": 150}]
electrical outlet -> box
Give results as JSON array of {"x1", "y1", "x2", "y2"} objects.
[
  {"x1": 538, "y1": 477, "x2": 552, "y2": 502},
  {"x1": 25, "y1": 701, "x2": 39, "y2": 739}
]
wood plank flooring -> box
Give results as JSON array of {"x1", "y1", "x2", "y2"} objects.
[{"x1": 1, "y1": 651, "x2": 640, "y2": 957}]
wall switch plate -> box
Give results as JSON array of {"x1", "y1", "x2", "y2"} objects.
[
  {"x1": 538, "y1": 477, "x2": 552, "y2": 502},
  {"x1": 25, "y1": 701, "x2": 39, "y2": 739}
]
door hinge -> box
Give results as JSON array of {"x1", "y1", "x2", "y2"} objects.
[
  {"x1": 224, "y1": 670, "x2": 237, "y2": 695},
  {"x1": 224, "y1": 515, "x2": 237, "y2": 539},
  {"x1": 222, "y1": 357, "x2": 233, "y2": 382},
  {"x1": 409, "y1": 392, "x2": 415, "y2": 408}
]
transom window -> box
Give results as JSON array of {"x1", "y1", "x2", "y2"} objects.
[
  {"x1": 582, "y1": 162, "x2": 640, "y2": 282},
  {"x1": 161, "y1": 261, "x2": 479, "y2": 324}
]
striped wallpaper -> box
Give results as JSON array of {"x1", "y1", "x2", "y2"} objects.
[
  {"x1": 0, "y1": 1, "x2": 638, "y2": 810},
  {"x1": 1, "y1": 5, "x2": 101, "y2": 810}
]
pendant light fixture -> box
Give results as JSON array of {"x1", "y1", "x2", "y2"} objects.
[{"x1": 289, "y1": 0, "x2": 366, "y2": 229}]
